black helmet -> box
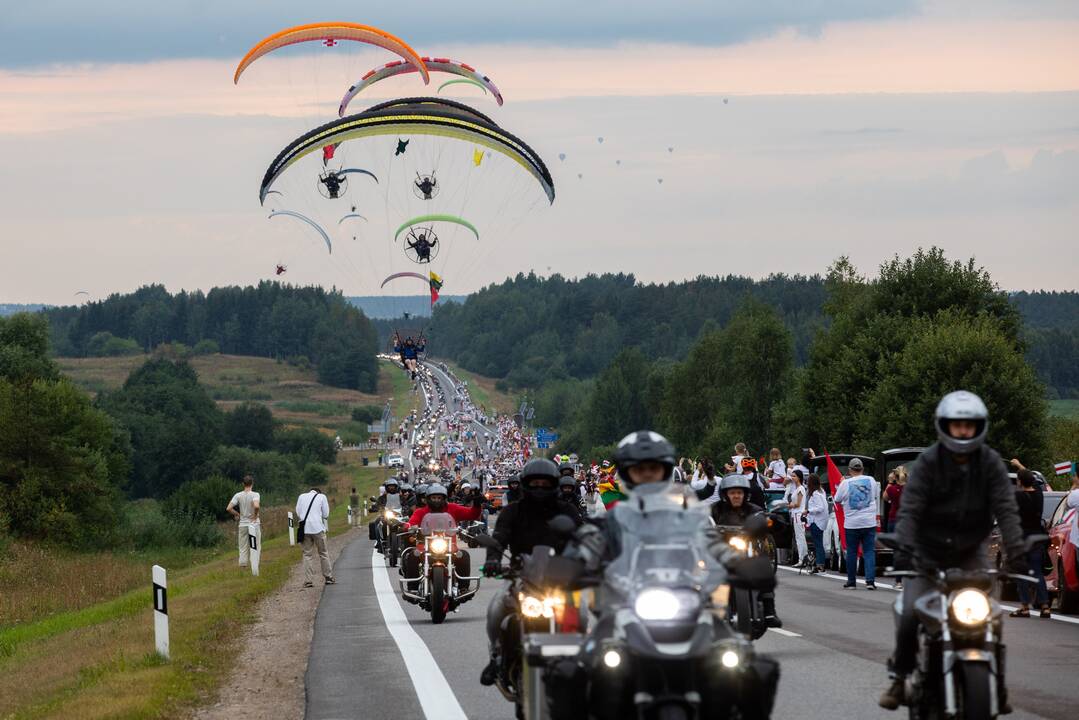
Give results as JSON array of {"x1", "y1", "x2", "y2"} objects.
[
  {"x1": 558, "y1": 475, "x2": 577, "y2": 489},
  {"x1": 558, "y1": 461, "x2": 576, "y2": 477},
  {"x1": 613, "y1": 431, "x2": 676, "y2": 488},
  {"x1": 415, "y1": 483, "x2": 429, "y2": 497},
  {"x1": 935, "y1": 390, "x2": 989, "y2": 454},
  {"x1": 426, "y1": 483, "x2": 448, "y2": 511},
  {"x1": 507, "y1": 473, "x2": 521, "y2": 487},
  {"x1": 519, "y1": 458, "x2": 559, "y2": 503}
]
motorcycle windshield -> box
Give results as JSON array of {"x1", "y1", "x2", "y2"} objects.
[
  {"x1": 605, "y1": 487, "x2": 725, "y2": 594},
  {"x1": 420, "y1": 512, "x2": 458, "y2": 535}
]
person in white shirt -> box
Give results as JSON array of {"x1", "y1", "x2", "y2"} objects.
[
  {"x1": 227, "y1": 476, "x2": 260, "y2": 568},
  {"x1": 296, "y1": 487, "x2": 335, "y2": 588},
  {"x1": 689, "y1": 459, "x2": 722, "y2": 505},
  {"x1": 805, "y1": 473, "x2": 829, "y2": 573},
  {"x1": 765, "y1": 448, "x2": 788, "y2": 489},
  {"x1": 786, "y1": 469, "x2": 809, "y2": 566},
  {"x1": 832, "y1": 458, "x2": 881, "y2": 589}
]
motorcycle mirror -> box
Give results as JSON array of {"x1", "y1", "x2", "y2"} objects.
[{"x1": 547, "y1": 514, "x2": 577, "y2": 537}]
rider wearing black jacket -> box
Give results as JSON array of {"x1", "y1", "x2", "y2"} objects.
[
  {"x1": 879, "y1": 391, "x2": 1028, "y2": 711},
  {"x1": 711, "y1": 474, "x2": 781, "y2": 627},
  {"x1": 480, "y1": 459, "x2": 582, "y2": 686}
]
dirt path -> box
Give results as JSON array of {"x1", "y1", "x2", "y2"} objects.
[{"x1": 192, "y1": 527, "x2": 359, "y2": 720}]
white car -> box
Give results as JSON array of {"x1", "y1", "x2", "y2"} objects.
[{"x1": 387, "y1": 453, "x2": 404, "y2": 468}]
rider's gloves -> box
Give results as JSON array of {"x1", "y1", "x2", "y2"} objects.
[{"x1": 482, "y1": 562, "x2": 503, "y2": 578}]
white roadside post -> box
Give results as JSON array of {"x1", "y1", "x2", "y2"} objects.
[
  {"x1": 249, "y1": 525, "x2": 261, "y2": 576},
  {"x1": 152, "y1": 565, "x2": 169, "y2": 660},
  {"x1": 288, "y1": 511, "x2": 296, "y2": 546},
  {"x1": 347, "y1": 505, "x2": 353, "y2": 527}
]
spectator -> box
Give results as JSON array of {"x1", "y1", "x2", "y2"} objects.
[
  {"x1": 806, "y1": 473, "x2": 829, "y2": 573},
  {"x1": 296, "y1": 486, "x2": 335, "y2": 588},
  {"x1": 883, "y1": 467, "x2": 906, "y2": 533},
  {"x1": 726, "y1": 442, "x2": 749, "y2": 473},
  {"x1": 349, "y1": 486, "x2": 360, "y2": 520},
  {"x1": 766, "y1": 448, "x2": 787, "y2": 488},
  {"x1": 226, "y1": 475, "x2": 260, "y2": 569},
  {"x1": 1010, "y1": 462, "x2": 1050, "y2": 618},
  {"x1": 690, "y1": 458, "x2": 721, "y2": 504},
  {"x1": 787, "y1": 468, "x2": 809, "y2": 567},
  {"x1": 833, "y1": 457, "x2": 880, "y2": 589}
]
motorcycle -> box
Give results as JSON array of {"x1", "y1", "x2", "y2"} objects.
[
  {"x1": 714, "y1": 513, "x2": 782, "y2": 640},
  {"x1": 879, "y1": 533, "x2": 1043, "y2": 720},
  {"x1": 378, "y1": 507, "x2": 406, "y2": 567},
  {"x1": 398, "y1": 512, "x2": 481, "y2": 624},
  {"x1": 520, "y1": 494, "x2": 780, "y2": 720},
  {"x1": 459, "y1": 518, "x2": 489, "y2": 548}
]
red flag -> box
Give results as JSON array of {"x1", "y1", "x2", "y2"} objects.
[
  {"x1": 322, "y1": 143, "x2": 338, "y2": 166},
  {"x1": 825, "y1": 451, "x2": 847, "y2": 550}
]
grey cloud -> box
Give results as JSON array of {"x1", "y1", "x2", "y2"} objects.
[{"x1": 0, "y1": 1, "x2": 917, "y2": 67}]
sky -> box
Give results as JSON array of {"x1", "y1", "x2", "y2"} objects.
[{"x1": 1, "y1": 1, "x2": 1077, "y2": 303}]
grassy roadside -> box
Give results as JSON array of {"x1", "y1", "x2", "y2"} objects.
[{"x1": 0, "y1": 377, "x2": 413, "y2": 719}]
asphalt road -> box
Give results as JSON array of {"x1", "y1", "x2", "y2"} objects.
[{"x1": 305, "y1": 364, "x2": 1079, "y2": 719}]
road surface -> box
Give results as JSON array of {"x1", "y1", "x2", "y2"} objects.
[{"x1": 305, "y1": 364, "x2": 1079, "y2": 719}]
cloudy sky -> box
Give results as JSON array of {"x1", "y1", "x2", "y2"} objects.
[{"x1": 1, "y1": 1, "x2": 1077, "y2": 303}]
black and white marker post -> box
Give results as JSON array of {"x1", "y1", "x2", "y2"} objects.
[
  {"x1": 287, "y1": 511, "x2": 296, "y2": 546},
  {"x1": 248, "y1": 526, "x2": 261, "y2": 576},
  {"x1": 347, "y1": 505, "x2": 353, "y2": 527},
  {"x1": 152, "y1": 564, "x2": 169, "y2": 660}
]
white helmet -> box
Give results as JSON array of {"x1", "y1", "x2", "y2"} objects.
[{"x1": 935, "y1": 390, "x2": 989, "y2": 454}]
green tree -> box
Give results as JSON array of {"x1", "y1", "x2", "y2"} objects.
[
  {"x1": 273, "y1": 426, "x2": 337, "y2": 465},
  {"x1": 98, "y1": 358, "x2": 223, "y2": 498},
  {"x1": 224, "y1": 402, "x2": 275, "y2": 450}
]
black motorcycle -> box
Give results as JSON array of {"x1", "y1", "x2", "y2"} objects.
[
  {"x1": 714, "y1": 513, "x2": 782, "y2": 640},
  {"x1": 879, "y1": 534, "x2": 1043, "y2": 720}
]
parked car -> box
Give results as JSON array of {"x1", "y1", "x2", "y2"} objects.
[
  {"x1": 1046, "y1": 491, "x2": 1079, "y2": 613},
  {"x1": 485, "y1": 483, "x2": 508, "y2": 511},
  {"x1": 874, "y1": 448, "x2": 925, "y2": 567}
]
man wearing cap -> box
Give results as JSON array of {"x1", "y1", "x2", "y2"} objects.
[{"x1": 832, "y1": 457, "x2": 880, "y2": 589}]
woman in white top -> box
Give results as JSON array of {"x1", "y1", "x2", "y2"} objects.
[
  {"x1": 786, "y1": 468, "x2": 809, "y2": 567},
  {"x1": 805, "y1": 472, "x2": 829, "y2": 574}
]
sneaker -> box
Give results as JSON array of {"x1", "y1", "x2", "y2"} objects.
[
  {"x1": 763, "y1": 614, "x2": 783, "y2": 629},
  {"x1": 879, "y1": 679, "x2": 905, "y2": 710},
  {"x1": 866, "y1": 583, "x2": 877, "y2": 591},
  {"x1": 479, "y1": 658, "x2": 499, "y2": 686},
  {"x1": 325, "y1": 576, "x2": 337, "y2": 585},
  {"x1": 809, "y1": 567, "x2": 821, "y2": 575},
  {"x1": 843, "y1": 582, "x2": 857, "y2": 589},
  {"x1": 303, "y1": 581, "x2": 314, "y2": 588}
]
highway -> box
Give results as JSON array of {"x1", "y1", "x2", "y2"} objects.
[{"x1": 305, "y1": 363, "x2": 1078, "y2": 720}]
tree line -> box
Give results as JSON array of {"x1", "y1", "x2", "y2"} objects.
[
  {"x1": 44, "y1": 282, "x2": 380, "y2": 392},
  {"x1": 424, "y1": 270, "x2": 1079, "y2": 399},
  {"x1": 530, "y1": 249, "x2": 1066, "y2": 481},
  {"x1": 0, "y1": 314, "x2": 337, "y2": 550}
]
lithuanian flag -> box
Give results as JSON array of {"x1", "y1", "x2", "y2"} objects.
[{"x1": 429, "y1": 271, "x2": 443, "y2": 306}]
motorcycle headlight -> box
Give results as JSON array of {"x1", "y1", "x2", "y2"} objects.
[
  {"x1": 384, "y1": 510, "x2": 396, "y2": 520},
  {"x1": 518, "y1": 592, "x2": 564, "y2": 619},
  {"x1": 634, "y1": 588, "x2": 700, "y2": 621},
  {"x1": 950, "y1": 589, "x2": 991, "y2": 625},
  {"x1": 728, "y1": 536, "x2": 749, "y2": 552},
  {"x1": 429, "y1": 537, "x2": 449, "y2": 555}
]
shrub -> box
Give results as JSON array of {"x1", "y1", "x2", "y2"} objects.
[
  {"x1": 87, "y1": 332, "x2": 142, "y2": 357},
  {"x1": 224, "y1": 402, "x2": 275, "y2": 450},
  {"x1": 199, "y1": 446, "x2": 302, "y2": 504},
  {"x1": 274, "y1": 426, "x2": 337, "y2": 464},
  {"x1": 301, "y1": 463, "x2": 330, "y2": 488},
  {"x1": 350, "y1": 404, "x2": 382, "y2": 423},
  {"x1": 128, "y1": 507, "x2": 223, "y2": 549},
  {"x1": 337, "y1": 421, "x2": 370, "y2": 446},
  {"x1": 164, "y1": 474, "x2": 238, "y2": 521},
  {"x1": 192, "y1": 339, "x2": 220, "y2": 355}
]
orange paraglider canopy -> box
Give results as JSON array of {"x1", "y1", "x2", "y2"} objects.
[{"x1": 234, "y1": 22, "x2": 429, "y2": 85}]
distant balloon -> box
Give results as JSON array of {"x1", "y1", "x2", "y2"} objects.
[{"x1": 558, "y1": 153, "x2": 566, "y2": 161}]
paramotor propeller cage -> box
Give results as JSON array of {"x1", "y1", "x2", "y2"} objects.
[
  {"x1": 412, "y1": 173, "x2": 439, "y2": 201},
  {"x1": 317, "y1": 171, "x2": 349, "y2": 200},
  {"x1": 403, "y1": 227, "x2": 440, "y2": 264}
]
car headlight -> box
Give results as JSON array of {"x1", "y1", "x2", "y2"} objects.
[
  {"x1": 728, "y1": 536, "x2": 749, "y2": 552},
  {"x1": 429, "y1": 537, "x2": 449, "y2": 555},
  {"x1": 634, "y1": 588, "x2": 699, "y2": 621},
  {"x1": 950, "y1": 589, "x2": 991, "y2": 625}
]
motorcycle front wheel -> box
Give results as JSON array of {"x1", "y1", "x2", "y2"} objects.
[
  {"x1": 430, "y1": 566, "x2": 448, "y2": 624},
  {"x1": 389, "y1": 535, "x2": 399, "y2": 567},
  {"x1": 733, "y1": 589, "x2": 754, "y2": 637},
  {"x1": 957, "y1": 663, "x2": 992, "y2": 720}
]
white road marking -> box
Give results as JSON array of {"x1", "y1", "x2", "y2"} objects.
[
  {"x1": 770, "y1": 627, "x2": 802, "y2": 637},
  {"x1": 776, "y1": 564, "x2": 1079, "y2": 626},
  {"x1": 370, "y1": 550, "x2": 468, "y2": 720}
]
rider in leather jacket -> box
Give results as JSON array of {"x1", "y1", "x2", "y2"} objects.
[{"x1": 879, "y1": 391, "x2": 1028, "y2": 711}]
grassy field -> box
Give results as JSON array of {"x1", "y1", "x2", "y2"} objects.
[
  {"x1": 435, "y1": 360, "x2": 517, "y2": 415},
  {"x1": 1049, "y1": 399, "x2": 1079, "y2": 420},
  {"x1": 0, "y1": 449, "x2": 391, "y2": 719},
  {"x1": 0, "y1": 355, "x2": 414, "y2": 719},
  {"x1": 56, "y1": 354, "x2": 400, "y2": 438}
]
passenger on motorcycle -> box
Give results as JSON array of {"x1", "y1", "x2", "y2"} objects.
[
  {"x1": 879, "y1": 391, "x2": 1028, "y2": 711},
  {"x1": 558, "y1": 475, "x2": 583, "y2": 510},
  {"x1": 479, "y1": 458, "x2": 582, "y2": 687},
  {"x1": 401, "y1": 483, "x2": 482, "y2": 591},
  {"x1": 370, "y1": 479, "x2": 403, "y2": 551},
  {"x1": 502, "y1": 474, "x2": 523, "y2": 506},
  {"x1": 712, "y1": 474, "x2": 782, "y2": 628}
]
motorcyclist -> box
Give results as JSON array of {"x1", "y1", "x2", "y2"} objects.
[
  {"x1": 414, "y1": 483, "x2": 429, "y2": 510},
  {"x1": 398, "y1": 483, "x2": 416, "y2": 515},
  {"x1": 558, "y1": 475, "x2": 583, "y2": 510},
  {"x1": 712, "y1": 474, "x2": 782, "y2": 628},
  {"x1": 558, "y1": 461, "x2": 576, "y2": 480},
  {"x1": 879, "y1": 391, "x2": 1027, "y2": 711},
  {"x1": 371, "y1": 478, "x2": 403, "y2": 552},
  {"x1": 401, "y1": 483, "x2": 482, "y2": 591},
  {"x1": 502, "y1": 474, "x2": 522, "y2": 506},
  {"x1": 479, "y1": 458, "x2": 582, "y2": 686}
]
